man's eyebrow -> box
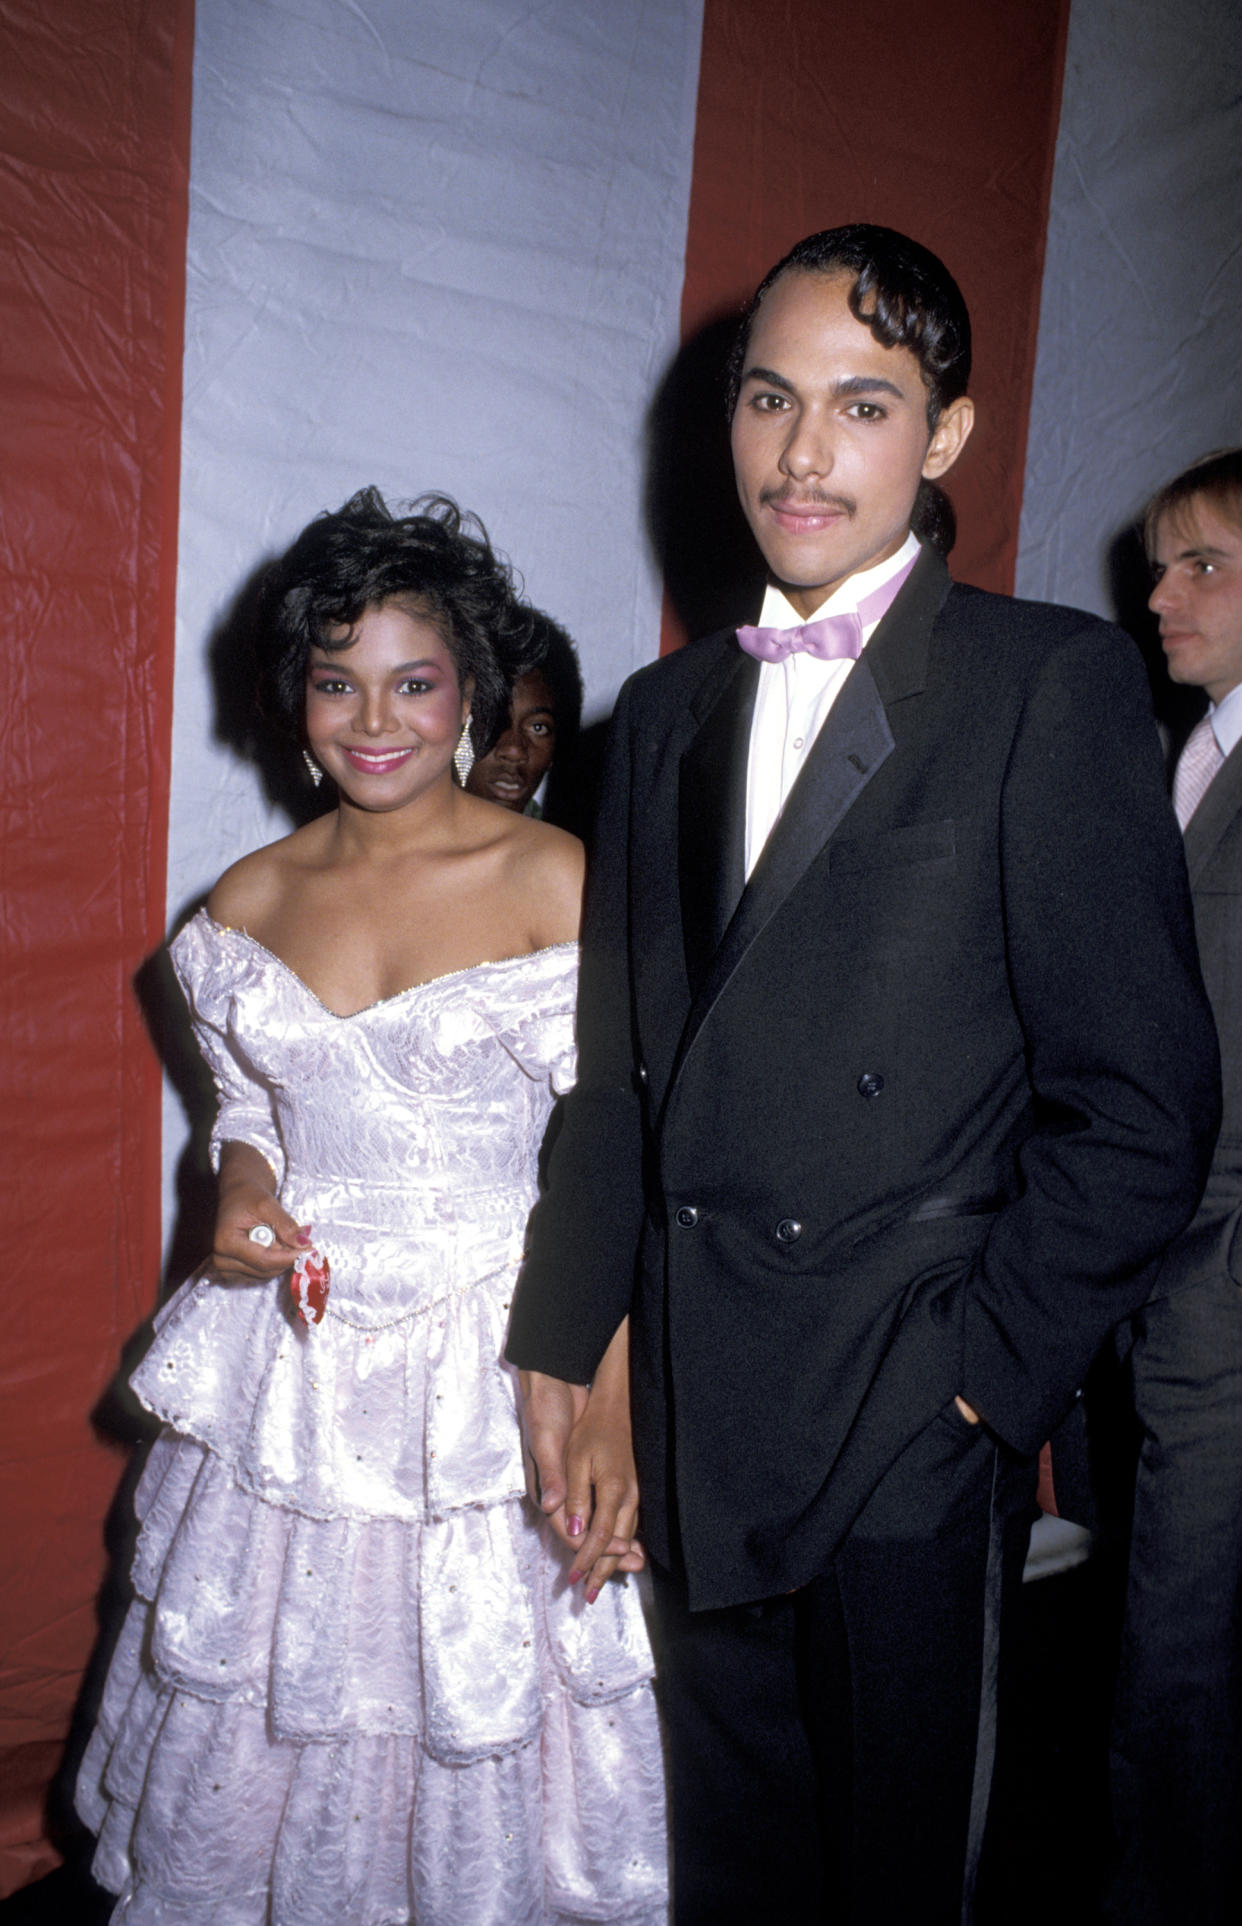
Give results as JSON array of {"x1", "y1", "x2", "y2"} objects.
[
  {"x1": 738, "y1": 367, "x2": 908, "y2": 402},
  {"x1": 739, "y1": 364, "x2": 796, "y2": 395},
  {"x1": 1169, "y1": 543, "x2": 1230, "y2": 563},
  {"x1": 833, "y1": 374, "x2": 907, "y2": 400}
]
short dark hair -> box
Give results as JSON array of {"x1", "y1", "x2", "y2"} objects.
[
  {"x1": 524, "y1": 608, "x2": 584, "y2": 743},
  {"x1": 726, "y1": 223, "x2": 972, "y2": 430},
  {"x1": 1144, "y1": 448, "x2": 1242, "y2": 555},
  {"x1": 256, "y1": 487, "x2": 534, "y2": 752}
]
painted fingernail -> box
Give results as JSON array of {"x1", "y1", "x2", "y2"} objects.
[
  {"x1": 296, "y1": 1226, "x2": 312, "y2": 1245},
  {"x1": 566, "y1": 1515, "x2": 584, "y2": 1537},
  {"x1": 585, "y1": 1586, "x2": 600, "y2": 1605},
  {"x1": 567, "y1": 1570, "x2": 581, "y2": 1585}
]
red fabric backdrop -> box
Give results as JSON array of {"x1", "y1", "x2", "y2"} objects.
[
  {"x1": 0, "y1": 0, "x2": 192, "y2": 1889},
  {"x1": 662, "y1": 0, "x2": 1071, "y2": 652}
]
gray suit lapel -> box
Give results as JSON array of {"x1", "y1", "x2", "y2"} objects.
[{"x1": 1184, "y1": 736, "x2": 1242, "y2": 881}]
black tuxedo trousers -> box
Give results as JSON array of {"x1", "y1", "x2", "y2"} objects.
[{"x1": 652, "y1": 1405, "x2": 1037, "y2": 1924}]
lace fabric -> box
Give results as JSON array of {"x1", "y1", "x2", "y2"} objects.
[{"x1": 76, "y1": 912, "x2": 667, "y2": 1925}]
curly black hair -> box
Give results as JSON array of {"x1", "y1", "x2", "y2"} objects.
[
  {"x1": 725, "y1": 223, "x2": 972, "y2": 431},
  {"x1": 254, "y1": 487, "x2": 535, "y2": 756}
]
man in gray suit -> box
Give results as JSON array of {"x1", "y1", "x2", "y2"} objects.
[{"x1": 1109, "y1": 447, "x2": 1242, "y2": 1926}]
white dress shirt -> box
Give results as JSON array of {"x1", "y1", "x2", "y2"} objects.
[{"x1": 744, "y1": 533, "x2": 921, "y2": 878}]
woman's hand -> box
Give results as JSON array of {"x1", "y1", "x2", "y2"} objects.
[
  {"x1": 562, "y1": 1319, "x2": 644, "y2": 1601},
  {"x1": 518, "y1": 1323, "x2": 644, "y2": 1599},
  {"x1": 211, "y1": 1140, "x2": 308, "y2": 1279}
]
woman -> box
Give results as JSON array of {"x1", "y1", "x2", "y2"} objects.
[{"x1": 76, "y1": 490, "x2": 667, "y2": 1925}]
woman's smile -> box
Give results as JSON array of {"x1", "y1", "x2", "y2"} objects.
[
  {"x1": 340, "y1": 743, "x2": 417, "y2": 774},
  {"x1": 305, "y1": 599, "x2": 469, "y2": 810}
]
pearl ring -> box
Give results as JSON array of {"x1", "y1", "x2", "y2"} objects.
[{"x1": 248, "y1": 1223, "x2": 276, "y2": 1248}]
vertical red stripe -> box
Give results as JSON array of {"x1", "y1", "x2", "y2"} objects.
[
  {"x1": 0, "y1": 0, "x2": 193, "y2": 1887},
  {"x1": 662, "y1": 0, "x2": 1071, "y2": 651}
]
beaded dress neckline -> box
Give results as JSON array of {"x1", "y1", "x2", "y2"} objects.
[{"x1": 199, "y1": 908, "x2": 578, "y2": 1020}]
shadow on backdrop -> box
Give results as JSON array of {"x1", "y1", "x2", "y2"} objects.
[
  {"x1": 135, "y1": 550, "x2": 334, "y2": 1315},
  {"x1": 541, "y1": 718, "x2": 610, "y2": 851},
  {"x1": 645, "y1": 308, "x2": 766, "y2": 647},
  {"x1": 207, "y1": 555, "x2": 338, "y2": 828},
  {"x1": 538, "y1": 312, "x2": 762, "y2": 853}
]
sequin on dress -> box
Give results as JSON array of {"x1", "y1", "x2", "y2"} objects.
[{"x1": 76, "y1": 911, "x2": 667, "y2": 1925}]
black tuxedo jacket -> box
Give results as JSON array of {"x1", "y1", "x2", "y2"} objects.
[{"x1": 508, "y1": 546, "x2": 1219, "y2": 1610}]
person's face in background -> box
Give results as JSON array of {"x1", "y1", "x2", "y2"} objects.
[
  {"x1": 466, "y1": 668, "x2": 558, "y2": 811},
  {"x1": 1150, "y1": 496, "x2": 1242, "y2": 705}
]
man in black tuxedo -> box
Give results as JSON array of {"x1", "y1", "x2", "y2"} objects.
[
  {"x1": 506, "y1": 225, "x2": 1219, "y2": 1923},
  {"x1": 1108, "y1": 449, "x2": 1242, "y2": 1926}
]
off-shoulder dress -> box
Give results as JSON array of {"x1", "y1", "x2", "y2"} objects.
[{"x1": 76, "y1": 910, "x2": 667, "y2": 1926}]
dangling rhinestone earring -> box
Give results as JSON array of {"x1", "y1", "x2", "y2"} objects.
[
  {"x1": 303, "y1": 748, "x2": 323, "y2": 789},
  {"x1": 453, "y1": 717, "x2": 475, "y2": 785}
]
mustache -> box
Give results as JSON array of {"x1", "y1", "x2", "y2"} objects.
[{"x1": 760, "y1": 485, "x2": 856, "y2": 517}]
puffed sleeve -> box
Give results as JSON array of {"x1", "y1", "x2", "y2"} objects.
[
  {"x1": 475, "y1": 945, "x2": 579, "y2": 1096},
  {"x1": 169, "y1": 913, "x2": 286, "y2": 1188}
]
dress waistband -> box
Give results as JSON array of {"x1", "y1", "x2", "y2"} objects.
[{"x1": 280, "y1": 1172, "x2": 533, "y2": 1230}]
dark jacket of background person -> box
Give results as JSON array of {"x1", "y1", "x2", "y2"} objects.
[{"x1": 1108, "y1": 729, "x2": 1242, "y2": 1924}]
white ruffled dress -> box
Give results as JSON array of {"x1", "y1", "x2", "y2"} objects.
[{"x1": 76, "y1": 911, "x2": 667, "y2": 1925}]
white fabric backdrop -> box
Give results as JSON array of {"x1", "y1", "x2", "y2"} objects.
[
  {"x1": 164, "y1": 0, "x2": 703, "y2": 1238},
  {"x1": 1016, "y1": 0, "x2": 1242, "y2": 614}
]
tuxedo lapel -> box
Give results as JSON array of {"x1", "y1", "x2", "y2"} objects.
[
  {"x1": 670, "y1": 544, "x2": 950, "y2": 1082},
  {"x1": 672, "y1": 657, "x2": 893, "y2": 1074},
  {"x1": 1184, "y1": 736, "x2": 1242, "y2": 882},
  {"x1": 678, "y1": 647, "x2": 758, "y2": 995}
]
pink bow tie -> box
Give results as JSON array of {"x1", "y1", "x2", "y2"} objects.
[
  {"x1": 736, "y1": 610, "x2": 863, "y2": 664},
  {"x1": 735, "y1": 551, "x2": 920, "y2": 667}
]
